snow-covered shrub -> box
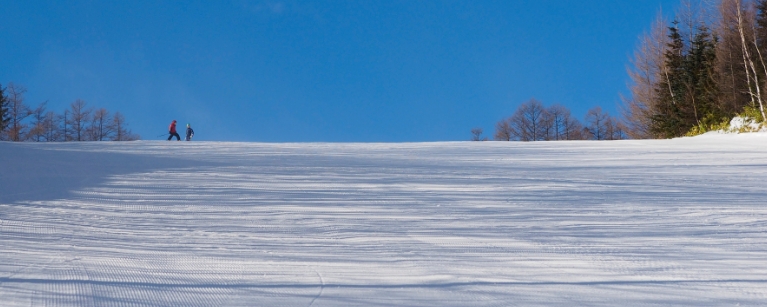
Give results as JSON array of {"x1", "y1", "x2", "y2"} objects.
[{"x1": 727, "y1": 116, "x2": 764, "y2": 133}]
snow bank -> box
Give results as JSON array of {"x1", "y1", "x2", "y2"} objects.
[
  {"x1": 1, "y1": 138, "x2": 767, "y2": 306},
  {"x1": 728, "y1": 116, "x2": 765, "y2": 132}
]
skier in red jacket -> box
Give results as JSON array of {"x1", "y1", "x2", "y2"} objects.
[{"x1": 168, "y1": 120, "x2": 180, "y2": 141}]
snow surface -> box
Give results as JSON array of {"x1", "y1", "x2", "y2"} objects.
[{"x1": 2, "y1": 135, "x2": 767, "y2": 306}]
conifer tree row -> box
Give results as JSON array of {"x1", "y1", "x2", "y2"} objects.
[{"x1": 652, "y1": 22, "x2": 720, "y2": 138}]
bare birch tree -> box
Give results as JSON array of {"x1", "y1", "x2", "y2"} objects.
[
  {"x1": 735, "y1": 0, "x2": 767, "y2": 119},
  {"x1": 716, "y1": 0, "x2": 758, "y2": 114}
]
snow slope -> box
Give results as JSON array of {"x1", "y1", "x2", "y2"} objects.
[{"x1": 2, "y1": 135, "x2": 767, "y2": 306}]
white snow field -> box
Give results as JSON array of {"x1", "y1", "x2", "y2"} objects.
[{"x1": 2, "y1": 134, "x2": 767, "y2": 306}]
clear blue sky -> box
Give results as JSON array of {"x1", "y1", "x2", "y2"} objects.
[{"x1": 1, "y1": 0, "x2": 679, "y2": 142}]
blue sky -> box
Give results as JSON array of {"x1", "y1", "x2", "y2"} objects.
[{"x1": 1, "y1": 0, "x2": 679, "y2": 142}]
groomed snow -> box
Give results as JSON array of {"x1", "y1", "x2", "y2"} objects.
[{"x1": 2, "y1": 135, "x2": 767, "y2": 306}]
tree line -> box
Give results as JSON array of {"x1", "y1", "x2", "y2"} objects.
[
  {"x1": 0, "y1": 82, "x2": 139, "y2": 142},
  {"x1": 475, "y1": 99, "x2": 626, "y2": 142},
  {"x1": 481, "y1": 0, "x2": 767, "y2": 142},
  {"x1": 624, "y1": 0, "x2": 767, "y2": 138}
]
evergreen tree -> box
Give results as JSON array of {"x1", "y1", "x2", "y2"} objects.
[
  {"x1": 685, "y1": 25, "x2": 722, "y2": 128},
  {"x1": 755, "y1": 0, "x2": 767, "y2": 116},
  {"x1": 653, "y1": 22, "x2": 687, "y2": 138},
  {"x1": 756, "y1": 0, "x2": 767, "y2": 59},
  {"x1": 651, "y1": 22, "x2": 721, "y2": 138},
  {"x1": 0, "y1": 84, "x2": 9, "y2": 135},
  {"x1": 625, "y1": 0, "x2": 767, "y2": 137}
]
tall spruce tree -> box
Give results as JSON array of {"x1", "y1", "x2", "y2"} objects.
[
  {"x1": 652, "y1": 21, "x2": 721, "y2": 138},
  {"x1": 653, "y1": 22, "x2": 687, "y2": 138},
  {"x1": 686, "y1": 25, "x2": 722, "y2": 128},
  {"x1": 756, "y1": 0, "x2": 767, "y2": 63}
]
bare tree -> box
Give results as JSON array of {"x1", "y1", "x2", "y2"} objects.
[
  {"x1": 604, "y1": 116, "x2": 628, "y2": 140},
  {"x1": 42, "y1": 111, "x2": 61, "y2": 142},
  {"x1": 28, "y1": 102, "x2": 48, "y2": 142},
  {"x1": 496, "y1": 101, "x2": 585, "y2": 141},
  {"x1": 61, "y1": 110, "x2": 70, "y2": 141},
  {"x1": 3, "y1": 83, "x2": 31, "y2": 141},
  {"x1": 470, "y1": 127, "x2": 487, "y2": 141},
  {"x1": 736, "y1": 0, "x2": 767, "y2": 119},
  {"x1": 680, "y1": 0, "x2": 717, "y2": 42},
  {"x1": 585, "y1": 106, "x2": 610, "y2": 140},
  {"x1": 614, "y1": 121, "x2": 628, "y2": 140},
  {"x1": 508, "y1": 98, "x2": 548, "y2": 141},
  {"x1": 545, "y1": 104, "x2": 584, "y2": 140},
  {"x1": 540, "y1": 110, "x2": 556, "y2": 141},
  {"x1": 88, "y1": 108, "x2": 114, "y2": 141},
  {"x1": 622, "y1": 12, "x2": 670, "y2": 139},
  {"x1": 67, "y1": 99, "x2": 92, "y2": 141},
  {"x1": 562, "y1": 111, "x2": 586, "y2": 140},
  {"x1": 716, "y1": 0, "x2": 763, "y2": 115},
  {"x1": 494, "y1": 119, "x2": 514, "y2": 141},
  {"x1": 0, "y1": 82, "x2": 140, "y2": 142},
  {"x1": 111, "y1": 112, "x2": 139, "y2": 141},
  {"x1": 717, "y1": 0, "x2": 745, "y2": 113},
  {"x1": 542, "y1": 105, "x2": 562, "y2": 141}
]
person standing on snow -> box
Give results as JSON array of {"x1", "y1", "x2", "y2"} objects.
[
  {"x1": 185, "y1": 123, "x2": 194, "y2": 141},
  {"x1": 168, "y1": 120, "x2": 180, "y2": 141}
]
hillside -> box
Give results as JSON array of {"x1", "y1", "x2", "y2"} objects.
[{"x1": 2, "y1": 135, "x2": 767, "y2": 306}]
